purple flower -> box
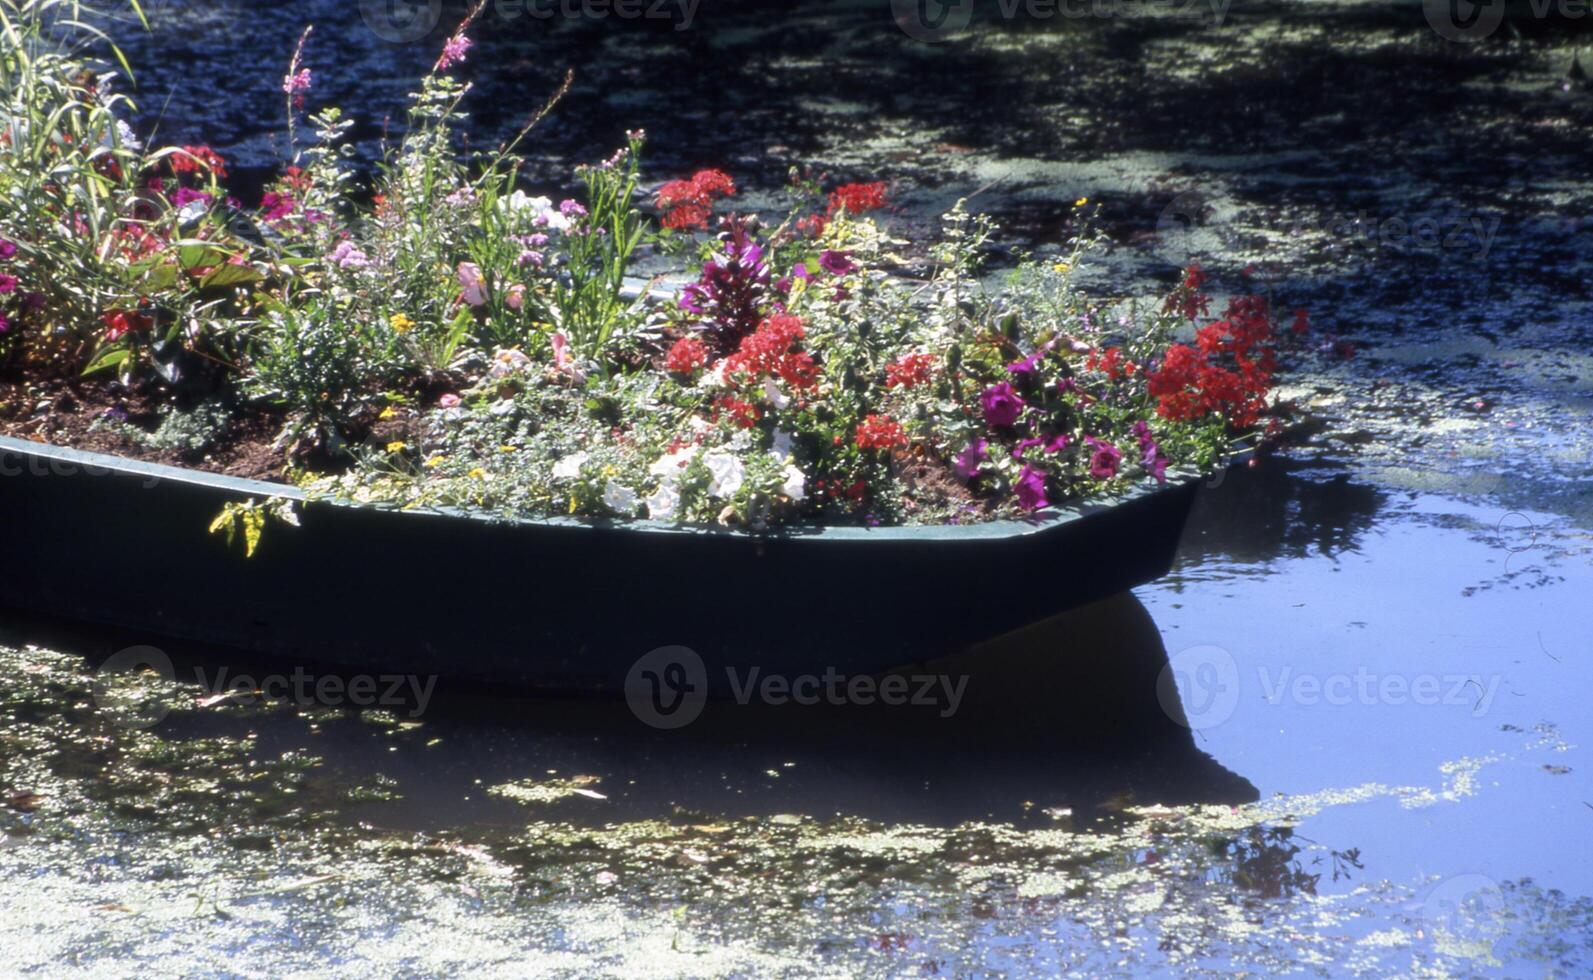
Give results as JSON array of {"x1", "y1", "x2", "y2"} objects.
[
  {"x1": 1132, "y1": 421, "x2": 1167, "y2": 484},
  {"x1": 518, "y1": 249, "x2": 545, "y2": 268},
  {"x1": 1007, "y1": 351, "x2": 1043, "y2": 375},
  {"x1": 328, "y1": 240, "x2": 370, "y2": 270},
  {"x1": 953, "y1": 439, "x2": 988, "y2": 481},
  {"x1": 171, "y1": 187, "x2": 213, "y2": 209},
  {"x1": 282, "y1": 68, "x2": 311, "y2": 96},
  {"x1": 559, "y1": 198, "x2": 587, "y2": 218},
  {"x1": 677, "y1": 217, "x2": 771, "y2": 353},
  {"x1": 818, "y1": 250, "x2": 856, "y2": 276},
  {"x1": 23, "y1": 291, "x2": 44, "y2": 311},
  {"x1": 1045, "y1": 433, "x2": 1070, "y2": 453},
  {"x1": 1084, "y1": 436, "x2": 1121, "y2": 480},
  {"x1": 0, "y1": 239, "x2": 16, "y2": 260},
  {"x1": 1015, "y1": 465, "x2": 1049, "y2": 511},
  {"x1": 980, "y1": 382, "x2": 1025, "y2": 428},
  {"x1": 1011, "y1": 436, "x2": 1042, "y2": 461},
  {"x1": 0, "y1": 274, "x2": 16, "y2": 295}
]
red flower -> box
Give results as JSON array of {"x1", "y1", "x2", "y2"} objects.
[
  {"x1": 827, "y1": 182, "x2": 888, "y2": 216},
  {"x1": 1085, "y1": 346, "x2": 1136, "y2": 381},
  {"x1": 656, "y1": 169, "x2": 736, "y2": 231},
  {"x1": 1292, "y1": 308, "x2": 1311, "y2": 334},
  {"x1": 855, "y1": 414, "x2": 907, "y2": 450},
  {"x1": 665, "y1": 336, "x2": 708, "y2": 373},
  {"x1": 715, "y1": 395, "x2": 761, "y2": 429},
  {"x1": 723, "y1": 314, "x2": 818, "y2": 391},
  {"x1": 1163, "y1": 264, "x2": 1210, "y2": 321},
  {"x1": 101, "y1": 309, "x2": 152, "y2": 342},
  {"x1": 885, "y1": 352, "x2": 935, "y2": 389},
  {"x1": 170, "y1": 145, "x2": 228, "y2": 179}
]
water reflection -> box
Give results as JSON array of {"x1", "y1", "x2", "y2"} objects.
[{"x1": 1171, "y1": 455, "x2": 1384, "y2": 571}]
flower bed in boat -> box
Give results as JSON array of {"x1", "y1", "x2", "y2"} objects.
[{"x1": 0, "y1": 1, "x2": 1320, "y2": 530}]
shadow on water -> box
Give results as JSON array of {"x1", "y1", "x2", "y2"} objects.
[{"x1": 2, "y1": 590, "x2": 1256, "y2": 832}]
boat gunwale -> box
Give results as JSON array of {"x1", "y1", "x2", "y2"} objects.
[{"x1": 0, "y1": 432, "x2": 1233, "y2": 543}]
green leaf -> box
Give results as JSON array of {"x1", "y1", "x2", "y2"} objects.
[
  {"x1": 81, "y1": 347, "x2": 131, "y2": 376},
  {"x1": 199, "y1": 263, "x2": 263, "y2": 289}
]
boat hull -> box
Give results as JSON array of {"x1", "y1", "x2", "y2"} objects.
[{"x1": 0, "y1": 435, "x2": 1205, "y2": 693}]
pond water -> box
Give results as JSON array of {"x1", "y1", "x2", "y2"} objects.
[{"x1": 3, "y1": 0, "x2": 1591, "y2": 975}]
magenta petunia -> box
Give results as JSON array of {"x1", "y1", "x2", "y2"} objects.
[
  {"x1": 953, "y1": 438, "x2": 988, "y2": 481},
  {"x1": 1084, "y1": 436, "x2": 1121, "y2": 480},
  {"x1": 818, "y1": 250, "x2": 856, "y2": 276},
  {"x1": 980, "y1": 382, "x2": 1025, "y2": 428},
  {"x1": 1015, "y1": 465, "x2": 1049, "y2": 511},
  {"x1": 0, "y1": 274, "x2": 16, "y2": 295},
  {"x1": 0, "y1": 239, "x2": 16, "y2": 260}
]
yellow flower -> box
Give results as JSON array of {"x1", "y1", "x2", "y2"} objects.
[
  {"x1": 499, "y1": 445, "x2": 517, "y2": 453},
  {"x1": 425, "y1": 456, "x2": 446, "y2": 469},
  {"x1": 468, "y1": 468, "x2": 487, "y2": 479},
  {"x1": 389, "y1": 313, "x2": 415, "y2": 334},
  {"x1": 386, "y1": 441, "x2": 407, "y2": 453},
  {"x1": 1074, "y1": 196, "x2": 1088, "y2": 207},
  {"x1": 378, "y1": 406, "x2": 397, "y2": 420},
  {"x1": 1054, "y1": 261, "x2": 1071, "y2": 274}
]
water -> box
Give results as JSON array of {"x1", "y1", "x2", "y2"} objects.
[{"x1": 4, "y1": 0, "x2": 1592, "y2": 974}]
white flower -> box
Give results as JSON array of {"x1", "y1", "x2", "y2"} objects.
[
  {"x1": 770, "y1": 429, "x2": 795, "y2": 461},
  {"x1": 702, "y1": 450, "x2": 744, "y2": 498},
  {"x1": 761, "y1": 377, "x2": 790, "y2": 409},
  {"x1": 552, "y1": 451, "x2": 589, "y2": 480},
  {"x1": 697, "y1": 360, "x2": 731, "y2": 391},
  {"x1": 781, "y1": 463, "x2": 806, "y2": 502},
  {"x1": 603, "y1": 480, "x2": 638, "y2": 514},
  {"x1": 177, "y1": 200, "x2": 208, "y2": 226},
  {"x1": 649, "y1": 447, "x2": 697, "y2": 486},
  {"x1": 488, "y1": 348, "x2": 531, "y2": 379},
  {"x1": 645, "y1": 483, "x2": 680, "y2": 521}
]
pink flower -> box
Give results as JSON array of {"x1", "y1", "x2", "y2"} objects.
[
  {"x1": 1015, "y1": 465, "x2": 1049, "y2": 511},
  {"x1": 0, "y1": 274, "x2": 16, "y2": 294},
  {"x1": 437, "y1": 34, "x2": 473, "y2": 70},
  {"x1": 282, "y1": 68, "x2": 311, "y2": 96},
  {"x1": 551, "y1": 332, "x2": 572, "y2": 371},
  {"x1": 439, "y1": 393, "x2": 461, "y2": 408},
  {"x1": 506, "y1": 284, "x2": 526, "y2": 311},
  {"x1": 0, "y1": 240, "x2": 16, "y2": 260},
  {"x1": 457, "y1": 262, "x2": 488, "y2": 307}
]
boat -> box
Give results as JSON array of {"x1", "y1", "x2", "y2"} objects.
[{"x1": 0, "y1": 433, "x2": 1216, "y2": 694}]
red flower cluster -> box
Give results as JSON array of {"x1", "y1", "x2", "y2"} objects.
[
  {"x1": 723, "y1": 314, "x2": 818, "y2": 390},
  {"x1": 101, "y1": 309, "x2": 152, "y2": 342},
  {"x1": 1163, "y1": 264, "x2": 1211, "y2": 322},
  {"x1": 715, "y1": 395, "x2": 761, "y2": 429},
  {"x1": 664, "y1": 335, "x2": 708, "y2": 373},
  {"x1": 656, "y1": 169, "x2": 736, "y2": 231},
  {"x1": 855, "y1": 414, "x2": 907, "y2": 450},
  {"x1": 1085, "y1": 346, "x2": 1137, "y2": 381},
  {"x1": 885, "y1": 352, "x2": 935, "y2": 389},
  {"x1": 170, "y1": 145, "x2": 228, "y2": 179},
  {"x1": 1147, "y1": 295, "x2": 1279, "y2": 428},
  {"x1": 828, "y1": 182, "x2": 888, "y2": 216}
]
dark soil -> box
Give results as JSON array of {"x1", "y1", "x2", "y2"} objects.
[{"x1": 0, "y1": 374, "x2": 288, "y2": 482}]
